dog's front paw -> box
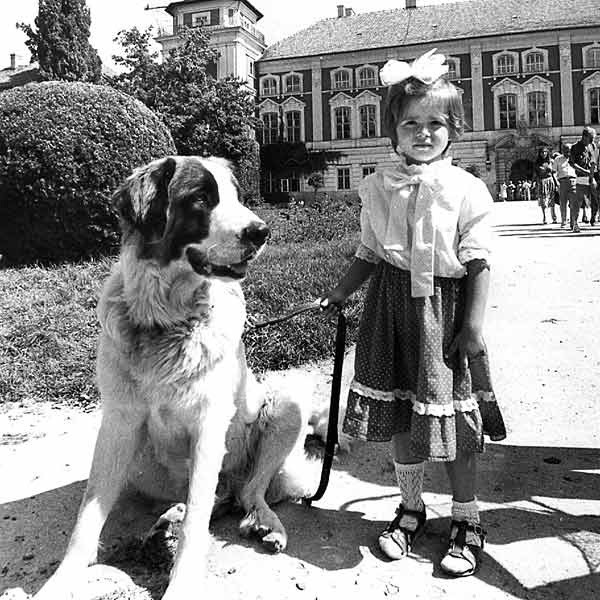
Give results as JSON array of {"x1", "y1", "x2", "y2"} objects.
[{"x1": 239, "y1": 507, "x2": 287, "y2": 553}]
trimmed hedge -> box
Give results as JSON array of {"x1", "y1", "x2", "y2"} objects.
[{"x1": 0, "y1": 81, "x2": 176, "y2": 265}]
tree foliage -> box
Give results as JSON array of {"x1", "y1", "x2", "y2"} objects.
[
  {"x1": 110, "y1": 26, "x2": 259, "y2": 201},
  {"x1": 18, "y1": 0, "x2": 102, "y2": 83}
]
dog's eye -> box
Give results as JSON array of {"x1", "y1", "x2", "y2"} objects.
[{"x1": 190, "y1": 194, "x2": 208, "y2": 212}]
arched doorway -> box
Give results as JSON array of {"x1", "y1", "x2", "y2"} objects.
[{"x1": 510, "y1": 158, "x2": 534, "y2": 184}]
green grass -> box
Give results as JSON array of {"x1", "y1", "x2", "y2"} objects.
[{"x1": 0, "y1": 199, "x2": 364, "y2": 407}]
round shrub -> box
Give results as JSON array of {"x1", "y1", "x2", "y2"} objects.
[{"x1": 0, "y1": 81, "x2": 176, "y2": 265}]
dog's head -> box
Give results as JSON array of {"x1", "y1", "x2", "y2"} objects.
[{"x1": 113, "y1": 156, "x2": 269, "y2": 280}]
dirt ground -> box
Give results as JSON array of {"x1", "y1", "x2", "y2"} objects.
[{"x1": 1, "y1": 201, "x2": 600, "y2": 600}]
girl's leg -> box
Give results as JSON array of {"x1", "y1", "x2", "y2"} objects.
[
  {"x1": 441, "y1": 451, "x2": 484, "y2": 577},
  {"x1": 379, "y1": 432, "x2": 426, "y2": 560}
]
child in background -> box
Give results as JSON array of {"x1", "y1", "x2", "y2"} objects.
[{"x1": 321, "y1": 49, "x2": 506, "y2": 577}]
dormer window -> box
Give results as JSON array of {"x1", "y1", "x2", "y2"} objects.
[
  {"x1": 261, "y1": 76, "x2": 278, "y2": 96},
  {"x1": 357, "y1": 66, "x2": 377, "y2": 88},
  {"x1": 497, "y1": 54, "x2": 516, "y2": 75},
  {"x1": 587, "y1": 47, "x2": 600, "y2": 68},
  {"x1": 332, "y1": 68, "x2": 352, "y2": 90},
  {"x1": 525, "y1": 52, "x2": 544, "y2": 73},
  {"x1": 284, "y1": 73, "x2": 301, "y2": 94}
]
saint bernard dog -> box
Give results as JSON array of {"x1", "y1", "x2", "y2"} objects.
[{"x1": 31, "y1": 156, "x2": 321, "y2": 600}]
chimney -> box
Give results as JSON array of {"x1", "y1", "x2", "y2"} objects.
[
  {"x1": 10, "y1": 53, "x2": 16, "y2": 69},
  {"x1": 406, "y1": 0, "x2": 417, "y2": 8},
  {"x1": 337, "y1": 4, "x2": 345, "y2": 18},
  {"x1": 345, "y1": 7, "x2": 355, "y2": 16}
]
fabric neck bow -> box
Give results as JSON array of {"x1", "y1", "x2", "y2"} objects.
[{"x1": 382, "y1": 156, "x2": 452, "y2": 298}]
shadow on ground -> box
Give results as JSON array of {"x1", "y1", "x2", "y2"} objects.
[{"x1": 1, "y1": 443, "x2": 599, "y2": 599}]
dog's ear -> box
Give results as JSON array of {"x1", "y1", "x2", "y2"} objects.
[{"x1": 112, "y1": 157, "x2": 177, "y2": 238}]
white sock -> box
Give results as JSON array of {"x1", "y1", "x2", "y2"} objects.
[
  {"x1": 451, "y1": 498, "x2": 480, "y2": 524},
  {"x1": 394, "y1": 461, "x2": 425, "y2": 512}
]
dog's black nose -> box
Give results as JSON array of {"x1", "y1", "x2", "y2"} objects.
[{"x1": 242, "y1": 222, "x2": 270, "y2": 246}]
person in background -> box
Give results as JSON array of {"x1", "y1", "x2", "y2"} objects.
[
  {"x1": 570, "y1": 126, "x2": 597, "y2": 228},
  {"x1": 552, "y1": 143, "x2": 577, "y2": 229},
  {"x1": 507, "y1": 180, "x2": 515, "y2": 201},
  {"x1": 521, "y1": 179, "x2": 531, "y2": 202},
  {"x1": 534, "y1": 146, "x2": 557, "y2": 225},
  {"x1": 498, "y1": 182, "x2": 507, "y2": 202},
  {"x1": 321, "y1": 49, "x2": 506, "y2": 578}
]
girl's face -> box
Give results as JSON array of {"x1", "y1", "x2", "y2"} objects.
[{"x1": 395, "y1": 96, "x2": 450, "y2": 165}]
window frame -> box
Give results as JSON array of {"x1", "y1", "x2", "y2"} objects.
[
  {"x1": 284, "y1": 73, "x2": 302, "y2": 94},
  {"x1": 334, "y1": 106, "x2": 352, "y2": 140},
  {"x1": 260, "y1": 112, "x2": 279, "y2": 144},
  {"x1": 337, "y1": 167, "x2": 351, "y2": 190},
  {"x1": 284, "y1": 110, "x2": 302, "y2": 142},
  {"x1": 260, "y1": 76, "x2": 278, "y2": 97},
  {"x1": 331, "y1": 67, "x2": 352, "y2": 90},
  {"x1": 498, "y1": 93, "x2": 517, "y2": 129},
  {"x1": 591, "y1": 87, "x2": 600, "y2": 126},
  {"x1": 357, "y1": 66, "x2": 377, "y2": 88},
  {"x1": 527, "y1": 91, "x2": 547, "y2": 127},
  {"x1": 359, "y1": 104, "x2": 377, "y2": 138}
]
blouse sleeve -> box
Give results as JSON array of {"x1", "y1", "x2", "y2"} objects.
[
  {"x1": 355, "y1": 176, "x2": 382, "y2": 264},
  {"x1": 457, "y1": 177, "x2": 494, "y2": 266}
]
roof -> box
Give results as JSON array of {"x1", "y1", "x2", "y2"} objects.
[
  {"x1": 0, "y1": 63, "x2": 42, "y2": 92},
  {"x1": 261, "y1": 0, "x2": 600, "y2": 61},
  {"x1": 165, "y1": 0, "x2": 263, "y2": 21}
]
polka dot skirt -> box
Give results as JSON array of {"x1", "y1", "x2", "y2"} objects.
[{"x1": 343, "y1": 263, "x2": 506, "y2": 462}]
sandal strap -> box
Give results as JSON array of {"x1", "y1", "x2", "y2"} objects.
[
  {"x1": 388, "y1": 504, "x2": 427, "y2": 534},
  {"x1": 448, "y1": 520, "x2": 486, "y2": 550}
]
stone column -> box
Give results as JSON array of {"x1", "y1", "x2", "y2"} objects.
[
  {"x1": 470, "y1": 43, "x2": 485, "y2": 132},
  {"x1": 559, "y1": 37, "x2": 574, "y2": 127},
  {"x1": 311, "y1": 58, "x2": 323, "y2": 142}
]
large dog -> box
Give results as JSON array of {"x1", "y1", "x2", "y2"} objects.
[{"x1": 32, "y1": 156, "x2": 320, "y2": 600}]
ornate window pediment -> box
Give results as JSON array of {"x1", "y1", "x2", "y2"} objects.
[
  {"x1": 281, "y1": 97, "x2": 306, "y2": 142},
  {"x1": 329, "y1": 91, "x2": 382, "y2": 139}
]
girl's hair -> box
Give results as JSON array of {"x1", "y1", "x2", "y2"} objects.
[
  {"x1": 535, "y1": 146, "x2": 551, "y2": 165},
  {"x1": 383, "y1": 77, "x2": 465, "y2": 150}
]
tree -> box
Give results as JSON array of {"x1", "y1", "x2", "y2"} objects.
[
  {"x1": 18, "y1": 0, "x2": 101, "y2": 83},
  {"x1": 307, "y1": 172, "x2": 324, "y2": 202},
  {"x1": 110, "y1": 26, "x2": 259, "y2": 201}
]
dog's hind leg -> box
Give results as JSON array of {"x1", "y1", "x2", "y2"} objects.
[{"x1": 238, "y1": 383, "x2": 311, "y2": 554}]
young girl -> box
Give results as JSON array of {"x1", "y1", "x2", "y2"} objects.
[
  {"x1": 535, "y1": 146, "x2": 557, "y2": 224},
  {"x1": 322, "y1": 49, "x2": 506, "y2": 577}
]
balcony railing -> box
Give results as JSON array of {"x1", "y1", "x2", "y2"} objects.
[{"x1": 156, "y1": 15, "x2": 265, "y2": 45}]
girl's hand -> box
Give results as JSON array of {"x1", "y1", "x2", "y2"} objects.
[
  {"x1": 319, "y1": 288, "x2": 348, "y2": 318},
  {"x1": 446, "y1": 325, "x2": 486, "y2": 372}
]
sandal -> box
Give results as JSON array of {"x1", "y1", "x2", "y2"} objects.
[
  {"x1": 378, "y1": 504, "x2": 426, "y2": 560},
  {"x1": 440, "y1": 520, "x2": 486, "y2": 577}
]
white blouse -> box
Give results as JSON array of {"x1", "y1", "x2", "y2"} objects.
[{"x1": 355, "y1": 156, "x2": 494, "y2": 297}]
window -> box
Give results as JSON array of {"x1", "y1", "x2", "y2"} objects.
[
  {"x1": 260, "y1": 112, "x2": 279, "y2": 144},
  {"x1": 192, "y1": 11, "x2": 210, "y2": 26},
  {"x1": 285, "y1": 74, "x2": 301, "y2": 93},
  {"x1": 247, "y1": 57, "x2": 254, "y2": 76},
  {"x1": 497, "y1": 54, "x2": 516, "y2": 75},
  {"x1": 447, "y1": 61, "x2": 458, "y2": 80},
  {"x1": 337, "y1": 167, "x2": 351, "y2": 190},
  {"x1": 333, "y1": 70, "x2": 351, "y2": 90},
  {"x1": 591, "y1": 88, "x2": 600, "y2": 125},
  {"x1": 358, "y1": 67, "x2": 376, "y2": 88},
  {"x1": 263, "y1": 171, "x2": 275, "y2": 193},
  {"x1": 335, "y1": 106, "x2": 351, "y2": 139},
  {"x1": 527, "y1": 91, "x2": 547, "y2": 126},
  {"x1": 525, "y1": 52, "x2": 544, "y2": 73},
  {"x1": 285, "y1": 111, "x2": 301, "y2": 142},
  {"x1": 587, "y1": 48, "x2": 600, "y2": 68},
  {"x1": 359, "y1": 104, "x2": 377, "y2": 137},
  {"x1": 362, "y1": 165, "x2": 376, "y2": 177},
  {"x1": 261, "y1": 77, "x2": 277, "y2": 96},
  {"x1": 499, "y1": 94, "x2": 517, "y2": 129}
]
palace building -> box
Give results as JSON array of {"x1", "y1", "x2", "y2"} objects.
[{"x1": 157, "y1": 0, "x2": 600, "y2": 199}]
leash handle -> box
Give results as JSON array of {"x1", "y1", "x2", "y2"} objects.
[{"x1": 303, "y1": 310, "x2": 346, "y2": 506}]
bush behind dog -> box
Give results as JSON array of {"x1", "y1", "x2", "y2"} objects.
[{"x1": 0, "y1": 203, "x2": 362, "y2": 406}]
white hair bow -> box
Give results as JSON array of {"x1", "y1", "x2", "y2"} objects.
[{"x1": 380, "y1": 48, "x2": 448, "y2": 86}]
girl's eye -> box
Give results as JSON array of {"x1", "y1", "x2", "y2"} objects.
[{"x1": 190, "y1": 195, "x2": 207, "y2": 211}]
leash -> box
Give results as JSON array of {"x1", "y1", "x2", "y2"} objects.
[{"x1": 248, "y1": 300, "x2": 347, "y2": 505}]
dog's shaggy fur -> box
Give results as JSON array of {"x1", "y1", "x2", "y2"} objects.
[{"x1": 32, "y1": 156, "x2": 320, "y2": 600}]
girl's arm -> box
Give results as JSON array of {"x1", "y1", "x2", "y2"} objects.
[
  {"x1": 321, "y1": 257, "x2": 376, "y2": 316},
  {"x1": 447, "y1": 258, "x2": 489, "y2": 370}
]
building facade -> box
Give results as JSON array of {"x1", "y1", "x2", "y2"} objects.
[
  {"x1": 254, "y1": 0, "x2": 600, "y2": 199},
  {"x1": 156, "y1": 0, "x2": 266, "y2": 86}
]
